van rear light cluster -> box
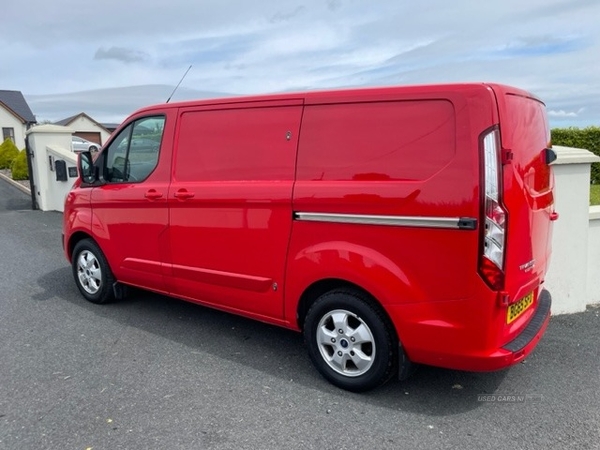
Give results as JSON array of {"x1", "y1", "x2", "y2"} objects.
[{"x1": 480, "y1": 129, "x2": 507, "y2": 290}]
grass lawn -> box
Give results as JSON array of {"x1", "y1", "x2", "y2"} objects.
[{"x1": 591, "y1": 185, "x2": 600, "y2": 206}]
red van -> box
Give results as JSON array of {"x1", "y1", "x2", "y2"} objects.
[{"x1": 63, "y1": 83, "x2": 557, "y2": 392}]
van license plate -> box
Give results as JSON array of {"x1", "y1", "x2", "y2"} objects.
[{"x1": 507, "y1": 292, "x2": 534, "y2": 324}]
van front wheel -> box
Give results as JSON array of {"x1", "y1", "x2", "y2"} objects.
[
  {"x1": 72, "y1": 239, "x2": 115, "y2": 304},
  {"x1": 304, "y1": 290, "x2": 398, "y2": 392}
]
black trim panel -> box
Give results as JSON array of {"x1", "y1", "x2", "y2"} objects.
[{"x1": 458, "y1": 217, "x2": 478, "y2": 230}]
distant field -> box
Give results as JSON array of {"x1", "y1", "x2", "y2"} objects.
[{"x1": 592, "y1": 185, "x2": 600, "y2": 206}]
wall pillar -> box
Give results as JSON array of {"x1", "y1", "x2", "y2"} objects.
[
  {"x1": 545, "y1": 146, "x2": 600, "y2": 314},
  {"x1": 26, "y1": 125, "x2": 77, "y2": 212}
]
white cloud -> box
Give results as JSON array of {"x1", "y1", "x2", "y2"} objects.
[
  {"x1": 549, "y1": 110, "x2": 578, "y2": 118},
  {"x1": 2, "y1": 0, "x2": 599, "y2": 127},
  {"x1": 269, "y1": 6, "x2": 307, "y2": 23},
  {"x1": 94, "y1": 47, "x2": 151, "y2": 64},
  {"x1": 548, "y1": 108, "x2": 585, "y2": 118}
]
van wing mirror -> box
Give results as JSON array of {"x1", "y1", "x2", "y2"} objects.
[{"x1": 78, "y1": 151, "x2": 97, "y2": 184}]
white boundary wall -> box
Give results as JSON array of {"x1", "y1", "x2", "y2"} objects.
[
  {"x1": 545, "y1": 146, "x2": 600, "y2": 314},
  {"x1": 588, "y1": 206, "x2": 600, "y2": 306},
  {"x1": 26, "y1": 125, "x2": 77, "y2": 212}
]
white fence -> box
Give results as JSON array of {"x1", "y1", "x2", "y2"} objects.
[{"x1": 21, "y1": 127, "x2": 600, "y2": 314}]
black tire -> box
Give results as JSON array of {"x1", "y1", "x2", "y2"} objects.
[
  {"x1": 89, "y1": 145, "x2": 98, "y2": 152},
  {"x1": 71, "y1": 238, "x2": 115, "y2": 304},
  {"x1": 304, "y1": 289, "x2": 398, "y2": 392}
]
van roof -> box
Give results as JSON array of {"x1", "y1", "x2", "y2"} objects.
[{"x1": 131, "y1": 82, "x2": 541, "y2": 115}]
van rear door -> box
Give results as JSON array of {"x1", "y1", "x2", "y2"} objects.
[{"x1": 492, "y1": 85, "x2": 555, "y2": 308}]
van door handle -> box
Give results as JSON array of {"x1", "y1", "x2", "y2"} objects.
[
  {"x1": 144, "y1": 189, "x2": 163, "y2": 200},
  {"x1": 174, "y1": 189, "x2": 195, "y2": 200}
]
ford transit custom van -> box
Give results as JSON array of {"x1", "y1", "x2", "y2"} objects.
[{"x1": 64, "y1": 83, "x2": 557, "y2": 391}]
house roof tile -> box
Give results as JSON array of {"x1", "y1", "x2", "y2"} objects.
[{"x1": 0, "y1": 90, "x2": 36, "y2": 123}]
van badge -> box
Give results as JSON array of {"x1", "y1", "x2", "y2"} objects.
[{"x1": 519, "y1": 259, "x2": 535, "y2": 272}]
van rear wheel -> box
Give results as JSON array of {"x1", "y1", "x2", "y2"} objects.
[
  {"x1": 72, "y1": 239, "x2": 115, "y2": 304},
  {"x1": 304, "y1": 289, "x2": 398, "y2": 392}
]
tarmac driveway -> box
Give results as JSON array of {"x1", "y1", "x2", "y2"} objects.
[{"x1": 1, "y1": 178, "x2": 599, "y2": 450}]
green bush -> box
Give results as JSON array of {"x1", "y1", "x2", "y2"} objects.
[
  {"x1": 591, "y1": 185, "x2": 600, "y2": 206},
  {"x1": 551, "y1": 126, "x2": 600, "y2": 184},
  {"x1": 10, "y1": 150, "x2": 29, "y2": 180},
  {"x1": 0, "y1": 138, "x2": 19, "y2": 169}
]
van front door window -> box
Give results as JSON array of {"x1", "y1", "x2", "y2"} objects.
[{"x1": 103, "y1": 116, "x2": 165, "y2": 183}]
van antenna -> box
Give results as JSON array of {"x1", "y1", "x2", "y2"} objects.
[{"x1": 166, "y1": 65, "x2": 192, "y2": 103}]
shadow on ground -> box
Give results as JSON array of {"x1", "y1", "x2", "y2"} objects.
[{"x1": 36, "y1": 266, "x2": 510, "y2": 417}]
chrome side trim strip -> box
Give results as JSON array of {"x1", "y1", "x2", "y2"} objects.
[{"x1": 294, "y1": 212, "x2": 477, "y2": 230}]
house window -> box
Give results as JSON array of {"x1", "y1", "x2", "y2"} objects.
[{"x1": 2, "y1": 128, "x2": 15, "y2": 142}]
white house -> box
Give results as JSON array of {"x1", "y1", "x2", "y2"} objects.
[
  {"x1": 0, "y1": 90, "x2": 37, "y2": 150},
  {"x1": 55, "y1": 112, "x2": 111, "y2": 146}
]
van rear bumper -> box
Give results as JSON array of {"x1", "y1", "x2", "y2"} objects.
[
  {"x1": 401, "y1": 289, "x2": 552, "y2": 372},
  {"x1": 502, "y1": 289, "x2": 551, "y2": 353}
]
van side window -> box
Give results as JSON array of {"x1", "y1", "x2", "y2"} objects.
[{"x1": 103, "y1": 116, "x2": 165, "y2": 183}]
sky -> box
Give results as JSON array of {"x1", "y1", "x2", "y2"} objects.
[{"x1": 2, "y1": 0, "x2": 599, "y2": 128}]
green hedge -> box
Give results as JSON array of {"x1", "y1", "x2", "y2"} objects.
[
  {"x1": 591, "y1": 185, "x2": 600, "y2": 206},
  {"x1": 551, "y1": 126, "x2": 600, "y2": 184},
  {"x1": 0, "y1": 138, "x2": 19, "y2": 169},
  {"x1": 11, "y1": 150, "x2": 29, "y2": 180}
]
